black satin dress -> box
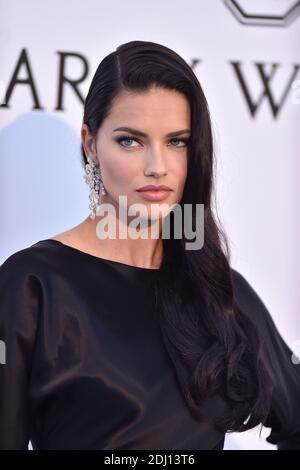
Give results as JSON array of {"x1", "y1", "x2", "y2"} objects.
[{"x1": 0, "y1": 239, "x2": 299, "y2": 450}]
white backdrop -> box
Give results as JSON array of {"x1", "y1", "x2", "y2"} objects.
[{"x1": 0, "y1": 0, "x2": 299, "y2": 450}]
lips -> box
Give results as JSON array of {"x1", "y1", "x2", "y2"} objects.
[
  {"x1": 136, "y1": 189, "x2": 172, "y2": 202},
  {"x1": 136, "y1": 185, "x2": 172, "y2": 192}
]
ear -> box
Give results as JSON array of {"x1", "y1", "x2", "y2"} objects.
[{"x1": 81, "y1": 124, "x2": 97, "y2": 162}]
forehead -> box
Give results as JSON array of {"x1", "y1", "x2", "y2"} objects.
[{"x1": 104, "y1": 87, "x2": 191, "y2": 129}]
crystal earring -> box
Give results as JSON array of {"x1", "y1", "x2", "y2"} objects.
[
  {"x1": 84, "y1": 156, "x2": 107, "y2": 220},
  {"x1": 98, "y1": 164, "x2": 107, "y2": 197}
]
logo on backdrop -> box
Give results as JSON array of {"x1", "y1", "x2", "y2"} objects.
[
  {"x1": 1, "y1": 48, "x2": 299, "y2": 119},
  {"x1": 224, "y1": 0, "x2": 300, "y2": 27}
]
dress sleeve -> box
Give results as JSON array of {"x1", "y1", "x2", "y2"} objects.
[
  {"x1": 0, "y1": 252, "x2": 42, "y2": 449},
  {"x1": 231, "y1": 269, "x2": 300, "y2": 450}
]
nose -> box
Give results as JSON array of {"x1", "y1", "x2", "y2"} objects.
[{"x1": 143, "y1": 149, "x2": 168, "y2": 177}]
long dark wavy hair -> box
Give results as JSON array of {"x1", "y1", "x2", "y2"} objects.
[{"x1": 80, "y1": 40, "x2": 274, "y2": 434}]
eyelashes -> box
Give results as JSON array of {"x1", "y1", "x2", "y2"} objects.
[{"x1": 115, "y1": 135, "x2": 190, "y2": 148}]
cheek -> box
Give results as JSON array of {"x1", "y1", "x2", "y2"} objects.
[
  {"x1": 103, "y1": 153, "x2": 141, "y2": 195},
  {"x1": 170, "y1": 158, "x2": 187, "y2": 202},
  {"x1": 174, "y1": 156, "x2": 188, "y2": 187}
]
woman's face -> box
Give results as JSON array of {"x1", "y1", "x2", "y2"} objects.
[{"x1": 81, "y1": 86, "x2": 190, "y2": 223}]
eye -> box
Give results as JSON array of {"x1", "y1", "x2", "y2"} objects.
[
  {"x1": 168, "y1": 138, "x2": 189, "y2": 148},
  {"x1": 116, "y1": 135, "x2": 140, "y2": 148},
  {"x1": 115, "y1": 135, "x2": 190, "y2": 149}
]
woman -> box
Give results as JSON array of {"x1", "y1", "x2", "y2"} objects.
[{"x1": 0, "y1": 40, "x2": 299, "y2": 450}]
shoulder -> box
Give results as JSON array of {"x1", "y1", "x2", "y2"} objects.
[
  {"x1": 230, "y1": 267, "x2": 256, "y2": 298},
  {"x1": 0, "y1": 244, "x2": 47, "y2": 331},
  {"x1": 229, "y1": 267, "x2": 285, "y2": 348},
  {"x1": 230, "y1": 268, "x2": 266, "y2": 312},
  {"x1": 230, "y1": 267, "x2": 274, "y2": 329},
  {"x1": 0, "y1": 245, "x2": 48, "y2": 362},
  {"x1": 0, "y1": 240, "x2": 61, "y2": 287}
]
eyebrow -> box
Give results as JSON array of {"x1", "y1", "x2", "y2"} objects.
[{"x1": 112, "y1": 127, "x2": 191, "y2": 138}]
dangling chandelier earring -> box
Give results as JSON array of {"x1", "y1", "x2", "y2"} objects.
[{"x1": 84, "y1": 156, "x2": 107, "y2": 220}]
